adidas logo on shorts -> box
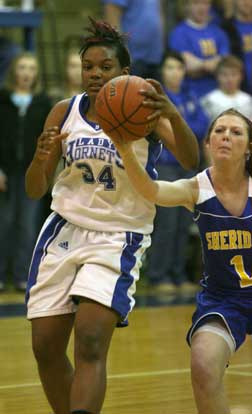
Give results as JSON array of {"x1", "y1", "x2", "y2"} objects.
[{"x1": 58, "y1": 241, "x2": 69, "y2": 250}]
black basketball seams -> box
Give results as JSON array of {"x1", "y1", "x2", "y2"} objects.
[
  {"x1": 121, "y1": 76, "x2": 150, "y2": 125},
  {"x1": 96, "y1": 75, "x2": 154, "y2": 139},
  {"x1": 102, "y1": 82, "x2": 123, "y2": 127}
]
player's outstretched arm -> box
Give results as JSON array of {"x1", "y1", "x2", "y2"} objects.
[
  {"x1": 141, "y1": 79, "x2": 200, "y2": 170},
  {"x1": 25, "y1": 100, "x2": 69, "y2": 199},
  {"x1": 113, "y1": 139, "x2": 198, "y2": 211}
]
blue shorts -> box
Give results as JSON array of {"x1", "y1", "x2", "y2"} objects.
[{"x1": 187, "y1": 290, "x2": 252, "y2": 350}]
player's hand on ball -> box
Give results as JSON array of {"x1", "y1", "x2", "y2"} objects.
[
  {"x1": 34, "y1": 126, "x2": 68, "y2": 162},
  {"x1": 140, "y1": 79, "x2": 178, "y2": 121}
]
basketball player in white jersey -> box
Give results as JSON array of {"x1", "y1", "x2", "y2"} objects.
[
  {"x1": 25, "y1": 17, "x2": 199, "y2": 414},
  {"x1": 109, "y1": 107, "x2": 252, "y2": 414}
]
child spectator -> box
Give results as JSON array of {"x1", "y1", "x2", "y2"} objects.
[
  {"x1": 201, "y1": 55, "x2": 252, "y2": 121},
  {"x1": 221, "y1": 0, "x2": 252, "y2": 94},
  {"x1": 147, "y1": 51, "x2": 209, "y2": 292}
]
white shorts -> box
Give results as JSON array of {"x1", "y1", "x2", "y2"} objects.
[{"x1": 26, "y1": 212, "x2": 151, "y2": 323}]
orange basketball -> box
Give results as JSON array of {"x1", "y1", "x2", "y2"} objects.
[{"x1": 95, "y1": 75, "x2": 158, "y2": 141}]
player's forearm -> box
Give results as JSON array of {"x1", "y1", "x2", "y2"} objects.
[
  {"x1": 25, "y1": 158, "x2": 50, "y2": 199},
  {"x1": 169, "y1": 112, "x2": 199, "y2": 170},
  {"x1": 119, "y1": 144, "x2": 195, "y2": 209},
  {"x1": 202, "y1": 56, "x2": 221, "y2": 74},
  {"x1": 119, "y1": 145, "x2": 159, "y2": 203}
]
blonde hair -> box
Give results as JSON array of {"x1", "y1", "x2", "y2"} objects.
[{"x1": 4, "y1": 51, "x2": 42, "y2": 93}]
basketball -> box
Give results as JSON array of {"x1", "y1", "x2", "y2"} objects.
[{"x1": 95, "y1": 75, "x2": 158, "y2": 141}]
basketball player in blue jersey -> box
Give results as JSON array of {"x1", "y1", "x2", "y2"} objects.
[
  {"x1": 25, "y1": 17, "x2": 199, "y2": 414},
  {"x1": 111, "y1": 107, "x2": 252, "y2": 414}
]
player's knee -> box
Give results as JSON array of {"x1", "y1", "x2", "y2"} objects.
[
  {"x1": 191, "y1": 354, "x2": 220, "y2": 394},
  {"x1": 75, "y1": 329, "x2": 105, "y2": 362},
  {"x1": 32, "y1": 333, "x2": 62, "y2": 364}
]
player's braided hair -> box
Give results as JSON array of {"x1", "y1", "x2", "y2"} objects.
[
  {"x1": 206, "y1": 108, "x2": 252, "y2": 176},
  {"x1": 79, "y1": 17, "x2": 131, "y2": 68}
]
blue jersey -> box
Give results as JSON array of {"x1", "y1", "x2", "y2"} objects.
[
  {"x1": 102, "y1": 0, "x2": 163, "y2": 64},
  {"x1": 234, "y1": 19, "x2": 252, "y2": 94},
  {"x1": 194, "y1": 169, "x2": 252, "y2": 297},
  {"x1": 169, "y1": 21, "x2": 230, "y2": 97}
]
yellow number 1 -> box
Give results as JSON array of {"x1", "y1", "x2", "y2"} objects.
[{"x1": 230, "y1": 255, "x2": 252, "y2": 288}]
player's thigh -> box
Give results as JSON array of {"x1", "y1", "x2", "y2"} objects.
[{"x1": 71, "y1": 231, "x2": 151, "y2": 324}]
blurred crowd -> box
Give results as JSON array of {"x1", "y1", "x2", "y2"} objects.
[{"x1": 0, "y1": 0, "x2": 251, "y2": 293}]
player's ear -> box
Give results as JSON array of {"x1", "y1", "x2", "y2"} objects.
[{"x1": 121, "y1": 66, "x2": 130, "y2": 75}]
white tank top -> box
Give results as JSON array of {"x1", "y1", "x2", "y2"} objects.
[{"x1": 51, "y1": 93, "x2": 162, "y2": 234}]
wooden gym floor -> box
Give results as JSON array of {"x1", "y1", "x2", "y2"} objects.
[{"x1": 0, "y1": 287, "x2": 252, "y2": 414}]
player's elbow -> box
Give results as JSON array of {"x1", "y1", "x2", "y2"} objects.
[
  {"x1": 25, "y1": 176, "x2": 47, "y2": 200},
  {"x1": 25, "y1": 186, "x2": 44, "y2": 200},
  {"x1": 144, "y1": 181, "x2": 159, "y2": 204}
]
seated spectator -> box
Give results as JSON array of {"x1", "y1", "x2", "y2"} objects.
[
  {"x1": 146, "y1": 51, "x2": 209, "y2": 293},
  {"x1": 221, "y1": 0, "x2": 252, "y2": 94},
  {"x1": 201, "y1": 55, "x2": 252, "y2": 121},
  {"x1": 0, "y1": 51, "x2": 52, "y2": 292},
  {"x1": 168, "y1": 0, "x2": 230, "y2": 98}
]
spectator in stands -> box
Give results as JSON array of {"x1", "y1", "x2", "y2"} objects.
[
  {"x1": 63, "y1": 49, "x2": 82, "y2": 98},
  {"x1": 221, "y1": 0, "x2": 252, "y2": 94},
  {"x1": 210, "y1": 0, "x2": 234, "y2": 25},
  {"x1": 0, "y1": 52, "x2": 52, "y2": 292},
  {"x1": 49, "y1": 48, "x2": 83, "y2": 104},
  {"x1": 201, "y1": 55, "x2": 252, "y2": 121},
  {"x1": 102, "y1": 0, "x2": 164, "y2": 80},
  {"x1": 168, "y1": 0, "x2": 230, "y2": 98},
  {"x1": 147, "y1": 51, "x2": 209, "y2": 293},
  {"x1": 0, "y1": 34, "x2": 20, "y2": 87}
]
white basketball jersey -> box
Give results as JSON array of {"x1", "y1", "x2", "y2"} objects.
[{"x1": 51, "y1": 93, "x2": 162, "y2": 234}]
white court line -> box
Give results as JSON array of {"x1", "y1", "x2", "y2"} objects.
[
  {"x1": 0, "y1": 363, "x2": 252, "y2": 391},
  {"x1": 229, "y1": 363, "x2": 252, "y2": 369},
  {"x1": 227, "y1": 371, "x2": 252, "y2": 377}
]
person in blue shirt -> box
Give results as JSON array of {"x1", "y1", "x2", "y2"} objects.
[
  {"x1": 221, "y1": 0, "x2": 252, "y2": 94},
  {"x1": 147, "y1": 50, "x2": 209, "y2": 292},
  {"x1": 168, "y1": 0, "x2": 230, "y2": 98},
  {"x1": 110, "y1": 107, "x2": 252, "y2": 414},
  {"x1": 103, "y1": 0, "x2": 164, "y2": 80}
]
